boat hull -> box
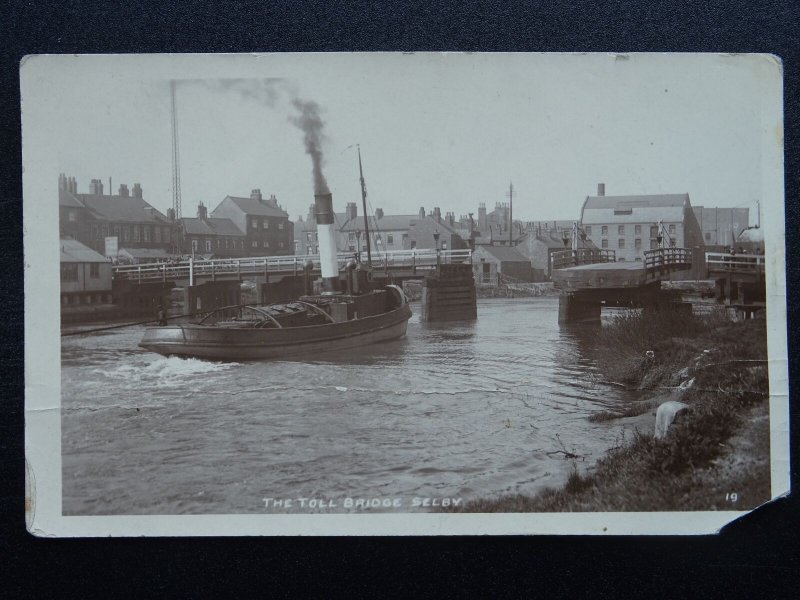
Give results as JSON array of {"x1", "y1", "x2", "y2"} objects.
[{"x1": 139, "y1": 304, "x2": 412, "y2": 361}]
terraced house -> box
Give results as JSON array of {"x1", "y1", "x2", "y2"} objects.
[
  {"x1": 58, "y1": 173, "x2": 175, "y2": 261},
  {"x1": 210, "y1": 189, "x2": 294, "y2": 257}
]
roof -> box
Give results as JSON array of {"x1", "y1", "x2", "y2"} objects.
[
  {"x1": 59, "y1": 188, "x2": 85, "y2": 208},
  {"x1": 180, "y1": 217, "x2": 245, "y2": 236},
  {"x1": 224, "y1": 196, "x2": 289, "y2": 218},
  {"x1": 477, "y1": 245, "x2": 531, "y2": 262},
  {"x1": 583, "y1": 194, "x2": 689, "y2": 210},
  {"x1": 339, "y1": 214, "x2": 419, "y2": 232},
  {"x1": 295, "y1": 213, "x2": 348, "y2": 232},
  {"x1": 60, "y1": 239, "x2": 109, "y2": 263},
  {"x1": 118, "y1": 247, "x2": 172, "y2": 259},
  {"x1": 76, "y1": 193, "x2": 170, "y2": 223}
]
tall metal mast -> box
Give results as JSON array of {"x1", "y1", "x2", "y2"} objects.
[
  {"x1": 358, "y1": 145, "x2": 372, "y2": 266},
  {"x1": 170, "y1": 80, "x2": 183, "y2": 221},
  {"x1": 505, "y1": 182, "x2": 514, "y2": 246}
]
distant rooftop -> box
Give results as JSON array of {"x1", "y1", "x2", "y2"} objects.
[{"x1": 60, "y1": 239, "x2": 109, "y2": 263}]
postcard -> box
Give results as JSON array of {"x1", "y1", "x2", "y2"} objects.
[{"x1": 23, "y1": 52, "x2": 788, "y2": 535}]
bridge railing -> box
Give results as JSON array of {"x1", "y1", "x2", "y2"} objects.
[
  {"x1": 706, "y1": 252, "x2": 765, "y2": 274},
  {"x1": 551, "y1": 248, "x2": 616, "y2": 270},
  {"x1": 112, "y1": 249, "x2": 473, "y2": 282},
  {"x1": 643, "y1": 247, "x2": 692, "y2": 272}
]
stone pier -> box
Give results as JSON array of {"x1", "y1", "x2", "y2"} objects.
[
  {"x1": 420, "y1": 263, "x2": 477, "y2": 322},
  {"x1": 182, "y1": 280, "x2": 241, "y2": 315}
]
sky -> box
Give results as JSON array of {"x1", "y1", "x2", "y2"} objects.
[{"x1": 23, "y1": 53, "x2": 779, "y2": 225}]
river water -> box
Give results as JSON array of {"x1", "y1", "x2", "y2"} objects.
[{"x1": 61, "y1": 297, "x2": 643, "y2": 515}]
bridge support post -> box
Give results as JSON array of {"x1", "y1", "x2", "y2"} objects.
[
  {"x1": 183, "y1": 281, "x2": 241, "y2": 316},
  {"x1": 420, "y1": 263, "x2": 477, "y2": 322},
  {"x1": 558, "y1": 293, "x2": 601, "y2": 324}
]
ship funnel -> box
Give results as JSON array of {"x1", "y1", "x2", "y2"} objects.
[{"x1": 314, "y1": 192, "x2": 340, "y2": 293}]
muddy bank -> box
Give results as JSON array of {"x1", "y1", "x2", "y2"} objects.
[{"x1": 447, "y1": 314, "x2": 771, "y2": 512}]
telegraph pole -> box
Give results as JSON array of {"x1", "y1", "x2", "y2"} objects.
[{"x1": 505, "y1": 182, "x2": 514, "y2": 246}]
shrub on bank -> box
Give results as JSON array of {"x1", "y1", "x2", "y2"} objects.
[{"x1": 445, "y1": 316, "x2": 770, "y2": 512}]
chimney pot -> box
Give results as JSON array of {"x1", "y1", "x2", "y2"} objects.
[
  {"x1": 118, "y1": 184, "x2": 130, "y2": 197},
  {"x1": 375, "y1": 207, "x2": 384, "y2": 220},
  {"x1": 597, "y1": 183, "x2": 605, "y2": 196},
  {"x1": 132, "y1": 183, "x2": 143, "y2": 198},
  {"x1": 250, "y1": 189, "x2": 263, "y2": 202}
]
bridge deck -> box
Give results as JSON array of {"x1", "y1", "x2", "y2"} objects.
[{"x1": 552, "y1": 261, "x2": 648, "y2": 290}]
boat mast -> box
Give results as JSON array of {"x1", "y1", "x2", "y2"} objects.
[{"x1": 358, "y1": 145, "x2": 373, "y2": 267}]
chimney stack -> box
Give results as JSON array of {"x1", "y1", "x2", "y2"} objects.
[
  {"x1": 132, "y1": 183, "x2": 142, "y2": 198},
  {"x1": 419, "y1": 206, "x2": 426, "y2": 220},
  {"x1": 375, "y1": 207, "x2": 384, "y2": 220},
  {"x1": 197, "y1": 202, "x2": 208, "y2": 220},
  {"x1": 250, "y1": 189, "x2": 263, "y2": 203},
  {"x1": 446, "y1": 211, "x2": 455, "y2": 226},
  {"x1": 307, "y1": 203, "x2": 316, "y2": 223},
  {"x1": 58, "y1": 173, "x2": 67, "y2": 190},
  {"x1": 597, "y1": 183, "x2": 605, "y2": 197},
  {"x1": 345, "y1": 202, "x2": 358, "y2": 222},
  {"x1": 89, "y1": 179, "x2": 104, "y2": 196},
  {"x1": 433, "y1": 207, "x2": 441, "y2": 222},
  {"x1": 167, "y1": 208, "x2": 176, "y2": 221},
  {"x1": 118, "y1": 184, "x2": 129, "y2": 197}
]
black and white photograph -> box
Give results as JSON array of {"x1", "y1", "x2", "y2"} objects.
[{"x1": 23, "y1": 53, "x2": 788, "y2": 535}]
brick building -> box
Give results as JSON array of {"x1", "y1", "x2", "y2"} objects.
[
  {"x1": 58, "y1": 174, "x2": 175, "y2": 259},
  {"x1": 179, "y1": 203, "x2": 247, "y2": 258},
  {"x1": 210, "y1": 190, "x2": 294, "y2": 256}
]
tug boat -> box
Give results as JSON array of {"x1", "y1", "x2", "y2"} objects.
[
  {"x1": 139, "y1": 286, "x2": 411, "y2": 361},
  {"x1": 139, "y1": 189, "x2": 412, "y2": 361}
]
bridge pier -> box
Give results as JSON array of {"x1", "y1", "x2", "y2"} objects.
[
  {"x1": 112, "y1": 281, "x2": 174, "y2": 316},
  {"x1": 558, "y1": 294, "x2": 602, "y2": 324},
  {"x1": 420, "y1": 263, "x2": 477, "y2": 322},
  {"x1": 183, "y1": 281, "x2": 241, "y2": 315}
]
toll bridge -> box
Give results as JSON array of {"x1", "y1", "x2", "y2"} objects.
[
  {"x1": 111, "y1": 249, "x2": 474, "y2": 314},
  {"x1": 551, "y1": 247, "x2": 694, "y2": 323}
]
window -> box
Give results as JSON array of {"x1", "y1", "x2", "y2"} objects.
[
  {"x1": 348, "y1": 245, "x2": 355, "y2": 252},
  {"x1": 155, "y1": 227, "x2": 161, "y2": 243},
  {"x1": 60, "y1": 264, "x2": 78, "y2": 282},
  {"x1": 307, "y1": 247, "x2": 314, "y2": 255},
  {"x1": 307, "y1": 232, "x2": 314, "y2": 242},
  {"x1": 402, "y1": 233, "x2": 409, "y2": 241},
  {"x1": 206, "y1": 240, "x2": 212, "y2": 252},
  {"x1": 635, "y1": 238, "x2": 642, "y2": 249},
  {"x1": 348, "y1": 232, "x2": 355, "y2": 241},
  {"x1": 192, "y1": 240, "x2": 199, "y2": 251},
  {"x1": 650, "y1": 226, "x2": 658, "y2": 238},
  {"x1": 123, "y1": 226, "x2": 130, "y2": 242},
  {"x1": 635, "y1": 225, "x2": 641, "y2": 235},
  {"x1": 263, "y1": 241, "x2": 269, "y2": 248},
  {"x1": 225, "y1": 239, "x2": 230, "y2": 249},
  {"x1": 668, "y1": 224, "x2": 676, "y2": 234},
  {"x1": 143, "y1": 226, "x2": 151, "y2": 242},
  {"x1": 163, "y1": 228, "x2": 170, "y2": 243},
  {"x1": 216, "y1": 239, "x2": 221, "y2": 248},
  {"x1": 90, "y1": 263, "x2": 100, "y2": 278},
  {"x1": 114, "y1": 225, "x2": 121, "y2": 238},
  {"x1": 263, "y1": 220, "x2": 269, "y2": 229},
  {"x1": 618, "y1": 239, "x2": 625, "y2": 249},
  {"x1": 601, "y1": 226, "x2": 608, "y2": 235},
  {"x1": 68, "y1": 210, "x2": 77, "y2": 222},
  {"x1": 252, "y1": 241, "x2": 258, "y2": 248},
  {"x1": 442, "y1": 241, "x2": 448, "y2": 250},
  {"x1": 294, "y1": 241, "x2": 299, "y2": 252},
  {"x1": 92, "y1": 224, "x2": 100, "y2": 239},
  {"x1": 133, "y1": 226, "x2": 141, "y2": 242},
  {"x1": 278, "y1": 221, "x2": 284, "y2": 230},
  {"x1": 315, "y1": 246, "x2": 319, "y2": 253},
  {"x1": 650, "y1": 239, "x2": 658, "y2": 249},
  {"x1": 279, "y1": 242, "x2": 284, "y2": 248},
  {"x1": 585, "y1": 226, "x2": 592, "y2": 235},
  {"x1": 601, "y1": 239, "x2": 608, "y2": 249},
  {"x1": 704, "y1": 232, "x2": 711, "y2": 241},
  {"x1": 387, "y1": 234, "x2": 394, "y2": 245},
  {"x1": 410, "y1": 241, "x2": 417, "y2": 249},
  {"x1": 618, "y1": 225, "x2": 625, "y2": 235}
]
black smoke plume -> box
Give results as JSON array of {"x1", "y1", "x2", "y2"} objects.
[{"x1": 289, "y1": 98, "x2": 329, "y2": 195}]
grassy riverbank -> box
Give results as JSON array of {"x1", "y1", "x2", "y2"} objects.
[{"x1": 450, "y1": 310, "x2": 772, "y2": 512}]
